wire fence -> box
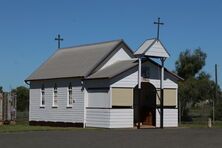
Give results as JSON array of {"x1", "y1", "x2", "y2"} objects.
[{"x1": 16, "y1": 111, "x2": 29, "y2": 123}]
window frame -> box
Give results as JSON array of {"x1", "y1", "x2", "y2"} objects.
[
  {"x1": 67, "y1": 82, "x2": 74, "y2": 108},
  {"x1": 52, "y1": 83, "x2": 58, "y2": 108},
  {"x1": 141, "y1": 65, "x2": 150, "y2": 79},
  {"x1": 40, "y1": 84, "x2": 45, "y2": 108}
]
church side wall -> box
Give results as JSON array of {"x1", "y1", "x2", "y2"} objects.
[{"x1": 29, "y1": 79, "x2": 84, "y2": 124}]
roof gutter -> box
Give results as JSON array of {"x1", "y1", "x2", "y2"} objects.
[{"x1": 24, "y1": 80, "x2": 30, "y2": 86}]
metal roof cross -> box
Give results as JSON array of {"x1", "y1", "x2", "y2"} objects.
[
  {"x1": 55, "y1": 34, "x2": 63, "y2": 49},
  {"x1": 154, "y1": 17, "x2": 164, "y2": 40}
]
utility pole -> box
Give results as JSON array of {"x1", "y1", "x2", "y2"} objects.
[
  {"x1": 160, "y1": 57, "x2": 166, "y2": 128},
  {"x1": 137, "y1": 57, "x2": 142, "y2": 129},
  {"x1": 213, "y1": 64, "x2": 218, "y2": 125}
]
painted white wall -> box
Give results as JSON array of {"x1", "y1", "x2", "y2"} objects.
[
  {"x1": 100, "y1": 48, "x2": 131, "y2": 70},
  {"x1": 109, "y1": 109, "x2": 133, "y2": 128},
  {"x1": 110, "y1": 61, "x2": 178, "y2": 89},
  {"x1": 145, "y1": 41, "x2": 169, "y2": 58},
  {"x1": 110, "y1": 68, "x2": 138, "y2": 88},
  {"x1": 156, "y1": 108, "x2": 178, "y2": 127},
  {"x1": 29, "y1": 79, "x2": 84, "y2": 123},
  {"x1": 87, "y1": 89, "x2": 110, "y2": 108},
  {"x1": 86, "y1": 108, "x2": 133, "y2": 128},
  {"x1": 149, "y1": 79, "x2": 178, "y2": 89}
]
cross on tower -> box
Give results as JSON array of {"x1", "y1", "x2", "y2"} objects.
[
  {"x1": 55, "y1": 34, "x2": 63, "y2": 49},
  {"x1": 154, "y1": 17, "x2": 164, "y2": 40}
]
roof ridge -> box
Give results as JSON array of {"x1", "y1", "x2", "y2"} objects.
[{"x1": 59, "y1": 39, "x2": 123, "y2": 50}]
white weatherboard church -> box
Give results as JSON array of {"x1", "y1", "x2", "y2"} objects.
[{"x1": 25, "y1": 38, "x2": 182, "y2": 128}]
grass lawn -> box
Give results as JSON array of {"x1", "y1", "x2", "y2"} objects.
[
  {"x1": 1, "y1": 120, "x2": 222, "y2": 133},
  {"x1": 181, "y1": 121, "x2": 222, "y2": 128},
  {"x1": 0, "y1": 121, "x2": 95, "y2": 133}
]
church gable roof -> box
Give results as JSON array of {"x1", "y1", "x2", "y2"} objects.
[
  {"x1": 134, "y1": 38, "x2": 170, "y2": 58},
  {"x1": 26, "y1": 39, "x2": 131, "y2": 81},
  {"x1": 87, "y1": 59, "x2": 138, "y2": 79}
]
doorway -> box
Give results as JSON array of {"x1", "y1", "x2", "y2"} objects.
[{"x1": 134, "y1": 82, "x2": 156, "y2": 126}]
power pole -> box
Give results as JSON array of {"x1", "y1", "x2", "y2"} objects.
[
  {"x1": 137, "y1": 57, "x2": 142, "y2": 129},
  {"x1": 213, "y1": 64, "x2": 218, "y2": 124}
]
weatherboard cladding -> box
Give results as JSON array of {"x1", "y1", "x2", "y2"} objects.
[
  {"x1": 26, "y1": 40, "x2": 123, "y2": 81},
  {"x1": 134, "y1": 38, "x2": 170, "y2": 58},
  {"x1": 29, "y1": 79, "x2": 84, "y2": 123}
]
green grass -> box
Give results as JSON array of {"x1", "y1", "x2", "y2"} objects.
[
  {"x1": 181, "y1": 121, "x2": 222, "y2": 128},
  {"x1": 180, "y1": 105, "x2": 222, "y2": 128},
  {"x1": 0, "y1": 121, "x2": 95, "y2": 133},
  {"x1": 1, "y1": 119, "x2": 222, "y2": 133}
]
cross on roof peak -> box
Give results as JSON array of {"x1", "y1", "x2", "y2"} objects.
[
  {"x1": 154, "y1": 17, "x2": 164, "y2": 40},
  {"x1": 55, "y1": 34, "x2": 64, "y2": 49}
]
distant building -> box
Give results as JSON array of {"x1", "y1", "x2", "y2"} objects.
[
  {"x1": 25, "y1": 39, "x2": 182, "y2": 128},
  {"x1": 0, "y1": 92, "x2": 16, "y2": 125}
]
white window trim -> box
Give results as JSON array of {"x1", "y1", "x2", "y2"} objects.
[
  {"x1": 52, "y1": 86, "x2": 58, "y2": 108},
  {"x1": 67, "y1": 85, "x2": 74, "y2": 108},
  {"x1": 40, "y1": 87, "x2": 45, "y2": 108}
]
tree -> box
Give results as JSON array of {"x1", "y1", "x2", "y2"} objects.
[
  {"x1": 13, "y1": 86, "x2": 29, "y2": 111},
  {"x1": 175, "y1": 48, "x2": 219, "y2": 120},
  {"x1": 175, "y1": 48, "x2": 207, "y2": 79}
]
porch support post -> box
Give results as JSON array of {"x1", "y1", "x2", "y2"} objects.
[
  {"x1": 160, "y1": 58, "x2": 166, "y2": 128},
  {"x1": 138, "y1": 57, "x2": 142, "y2": 89},
  {"x1": 137, "y1": 57, "x2": 142, "y2": 129}
]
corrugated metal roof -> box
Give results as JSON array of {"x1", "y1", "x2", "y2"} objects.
[
  {"x1": 87, "y1": 59, "x2": 138, "y2": 79},
  {"x1": 26, "y1": 40, "x2": 122, "y2": 81}
]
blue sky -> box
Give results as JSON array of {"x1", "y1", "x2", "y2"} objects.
[{"x1": 0, "y1": 0, "x2": 222, "y2": 90}]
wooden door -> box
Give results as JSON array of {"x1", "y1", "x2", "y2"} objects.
[{"x1": 143, "y1": 111, "x2": 153, "y2": 125}]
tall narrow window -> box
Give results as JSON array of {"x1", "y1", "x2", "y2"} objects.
[
  {"x1": 53, "y1": 83, "x2": 58, "y2": 107},
  {"x1": 67, "y1": 82, "x2": 73, "y2": 107},
  {"x1": 40, "y1": 84, "x2": 45, "y2": 107}
]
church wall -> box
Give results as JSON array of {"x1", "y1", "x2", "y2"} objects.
[
  {"x1": 29, "y1": 78, "x2": 84, "y2": 123},
  {"x1": 110, "y1": 67, "x2": 138, "y2": 88},
  {"x1": 156, "y1": 108, "x2": 178, "y2": 127}
]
